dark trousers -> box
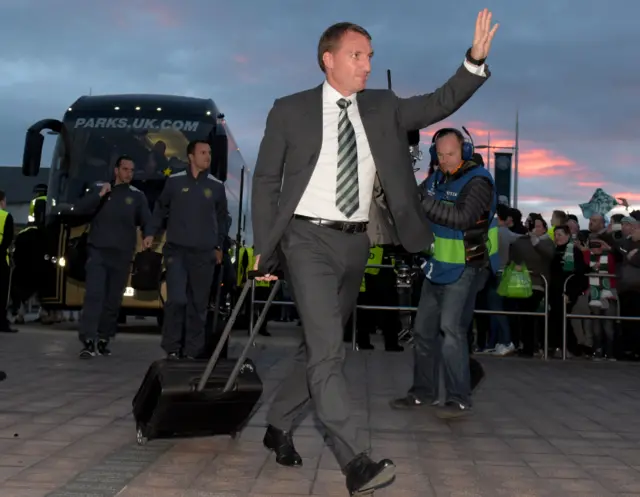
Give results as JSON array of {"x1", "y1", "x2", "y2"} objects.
[
  {"x1": 507, "y1": 290, "x2": 544, "y2": 356},
  {"x1": 348, "y1": 272, "x2": 401, "y2": 348},
  {"x1": 473, "y1": 281, "x2": 491, "y2": 350},
  {"x1": 619, "y1": 291, "x2": 640, "y2": 356},
  {"x1": 549, "y1": 291, "x2": 578, "y2": 353},
  {"x1": 162, "y1": 244, "x2": 216, "y2": 357},
  {"x1": 411, "y1": 267, "x2": 484, "y2": 408},
  {"x1": 344, "y1": 292, "x2": 372, "y2": 347},
  {"x1": 365, "y1": 271, "x2": 401, "y2": 348},
  {"x1": 0, "y1": 260, "x2": 9, "y2": 330},
  {"x1": 266, "y1": 218, "x2": 369, "y2": 469},
  {"x1": 80, "y1": 247, "x2": 131, "y2": 342},
  {"x1": 10, "y1": 268, "x2": 39, "y2": 315}
]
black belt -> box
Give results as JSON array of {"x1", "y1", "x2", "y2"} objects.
[{"x1": 293, "y1": 214, "x2": 368, "y2": 234}]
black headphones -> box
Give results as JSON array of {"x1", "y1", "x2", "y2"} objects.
[{"x1": 428, "y1": 127, "x2": 474, "y2": 163}]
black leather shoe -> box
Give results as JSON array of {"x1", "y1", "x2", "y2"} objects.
[
  {"x1": 263, "y1": 425, "x2": 302, "y2": 467},
  {"x1": 345, "y1": 453, "x2": 395, "y2": 496}
]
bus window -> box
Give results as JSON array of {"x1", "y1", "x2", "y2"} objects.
[{"x1": 52, "y1": 121, "x2": 214, "y2": 206}]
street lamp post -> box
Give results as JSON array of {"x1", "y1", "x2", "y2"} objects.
[
  {"x1": 475, "y1": 143, "x2": 518, "y2": 205},
  {"x1": 473, "y1": 111, "x2": 521, "y2": 207}
]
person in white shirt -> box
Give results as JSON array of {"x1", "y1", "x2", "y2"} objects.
[{"x1": 251, "y1": 12, "x2": 498, "y2": 496}]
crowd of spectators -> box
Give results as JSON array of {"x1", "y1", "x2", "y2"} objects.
[{"x1": 474, "y1": 207, "x2": 640, "y2": 361}]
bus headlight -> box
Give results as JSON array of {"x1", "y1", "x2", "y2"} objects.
[
  {"x1": 123, "y1": 287, "x2": 135, "y2": 297},
  {"x1": 57, "y1": 257, "x2": 66, "y2": 267}
]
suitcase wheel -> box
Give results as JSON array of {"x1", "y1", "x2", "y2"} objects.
[{"x1": 136, "y1": 423, "x2": 148, "y2": 446}]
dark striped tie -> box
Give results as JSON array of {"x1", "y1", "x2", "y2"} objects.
[{"x1": 335, "y1": 98, "x2": 359, "y2": 218}]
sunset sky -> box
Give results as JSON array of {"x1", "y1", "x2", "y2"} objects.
[{"x1": 0, "y1": 0, "x2": 637, "y2": 226}]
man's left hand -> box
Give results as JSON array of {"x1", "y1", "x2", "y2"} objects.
[
  {"x1": 471, "y1": 8, "x2": 499, "y2": 60},
  {"x1": 215, "y1": 248, "x2": 223, "y2": 265}
]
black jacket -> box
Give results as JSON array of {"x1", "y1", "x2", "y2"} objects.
[
  {"x1": 74, "y1": 183, "x2": 150, "y2": 254},
  {"x1": 147, "y1": 169, "x2": 228, "y2": 250},
  {"x1": 419, "y1": 161, "x2": 494, "y2": 231}
]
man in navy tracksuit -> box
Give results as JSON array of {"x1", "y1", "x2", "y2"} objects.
[
  {"x1": 144, "y1": 140, "x2": 228, "y2": 359},
  {"x1": 75, "y1": 156, "x2": 151, "y2": 358}
]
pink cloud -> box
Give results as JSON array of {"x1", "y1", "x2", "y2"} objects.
[{"x1": 576, "y1": 181, "x2": 603, "y2": 188}]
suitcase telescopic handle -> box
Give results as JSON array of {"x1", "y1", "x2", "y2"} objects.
[{"x1": 196, "y1": 272, "x2": 283, "y2": 392}]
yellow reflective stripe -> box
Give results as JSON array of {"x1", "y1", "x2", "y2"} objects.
[
  {"x1": 434, "y1": 225, "x2": 499, "y2": 264},
  {"x1": 29, "y1": 196, "x2": 46, "y2": 216},
  {"x1": 0, "y1": 210, "x2": 8, "y2": 264},
  {"x1": 488, "y1": 226, "x2": 499, "y2": 256},
  {"x1": 236, "y1": 247, "x2": 246, "y2": 286},
  {"x1": 433, "y1": 235, "x2": 466, "y2": 264},
  {"x1": 360, "y1": 277, "x2": 366, "y2": 292},
  {"x1": 364, "y1": 246, "x2": 384, "y2": 275}
]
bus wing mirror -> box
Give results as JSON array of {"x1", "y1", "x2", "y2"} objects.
[
  {"x1": 22, "y1": 119, "x2": 64, "y2": 177},
  {"x1": 23, "y1": 130, "x2": 44, "y2": 177}
]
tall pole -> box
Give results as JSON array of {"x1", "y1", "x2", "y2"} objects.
[
  {"x1": 513, "y1": 109, "x2": 519, "y2": 208},
  {"x1": 486, "y1": 131, "x2": 491, "y2": 174}
]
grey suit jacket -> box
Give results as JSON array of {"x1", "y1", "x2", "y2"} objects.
[{"x1": 252, "y1": 62, "x2": 490, "y2": 272}]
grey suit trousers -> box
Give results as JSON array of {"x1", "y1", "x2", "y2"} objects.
[{"x1": 266, "y1": 218, "x2": 369, "y2": 468}]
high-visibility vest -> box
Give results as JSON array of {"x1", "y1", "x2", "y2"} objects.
[
  {"x1": 422, "y1": 165, "x2": 499, "y2": 284},
  {"x1": 364, "y1": 246, "x2": 384, "y2": 275},
  {"x1": 0, "y1": 209, "x2": 9, "y2": 264},
  {"x1": 236, "y1": 246, "x2": 250, "y2": 286},
  {"x1": 29, "y1": 196, "x2": 47, "y2": 216}
]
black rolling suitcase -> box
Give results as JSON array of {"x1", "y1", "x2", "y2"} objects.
[{"x1": 132, "y1": 271, "x2": 282, "y2": 445}]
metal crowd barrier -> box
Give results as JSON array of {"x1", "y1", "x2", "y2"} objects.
[
  {"x1": 562, "y1": 273, "x2": 640, "y2": 361},
  {"x1": 250, "y1": 264, "x2": 551, "y2": 359}
]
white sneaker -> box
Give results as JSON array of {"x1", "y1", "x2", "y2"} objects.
[{"x1": 494, "y1": 343, "x2": 515, "y2": 356}]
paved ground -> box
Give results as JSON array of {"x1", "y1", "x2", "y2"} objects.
[{"x1": 1, "y1": 321, "x2": 640, "y2": 497}]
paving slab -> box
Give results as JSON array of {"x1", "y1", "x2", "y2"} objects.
[{"x1": 1, "y1": 322, "x2": 640, "y2": 496}]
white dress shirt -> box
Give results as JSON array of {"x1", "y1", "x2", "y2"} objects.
[
  {"x1": 294, "y1": 60, "x2": 486, "y2": 223},
  {"x1": 295, "y1": 81, "x2": 375, "y2": 222}
]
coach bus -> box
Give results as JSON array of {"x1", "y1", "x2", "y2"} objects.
[{"x1": 21, "y1": 93, "x2": 252, "y2": 319}]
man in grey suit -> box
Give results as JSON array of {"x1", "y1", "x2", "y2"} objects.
[{"x1": 252, "y1": 11, "x2": 498, "y2": 496}]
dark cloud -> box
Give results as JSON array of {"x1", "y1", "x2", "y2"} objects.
[{"x1": 0, "y1": 0, "x2": 638, "y2": 218}]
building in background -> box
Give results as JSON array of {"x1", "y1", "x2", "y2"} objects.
[{"x1": 0, "y1": 166, "x2": 50, "y2": 227}]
